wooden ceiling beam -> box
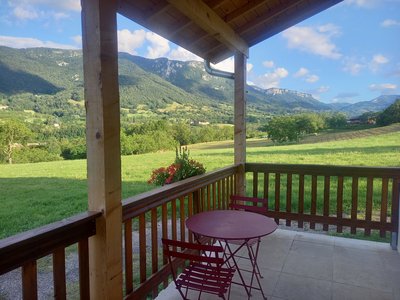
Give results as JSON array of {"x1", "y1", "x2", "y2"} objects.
[
  {"x1": 224, "y1": 0, "x2": 269, "y2": 22},
  {"x1": 167, "y1": 0, "x2": 249, "y2": 57}
]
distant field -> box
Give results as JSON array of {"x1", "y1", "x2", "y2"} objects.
[{"x1": 0, "y1": 127, "x2": 399, "y2": 239}]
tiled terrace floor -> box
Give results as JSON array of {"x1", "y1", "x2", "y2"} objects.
[{"x1": 157, "y1": 229, "x2": 400, "y2": 300}]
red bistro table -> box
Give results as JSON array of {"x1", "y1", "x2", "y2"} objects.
[{"x1": 186, "y1": 210, "x2": 277, "y2": 299}]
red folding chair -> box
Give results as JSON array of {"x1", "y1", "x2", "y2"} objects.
[
  {"x1": 162, "y1": 238, "x2": 235, "y2": 300},
  {"x1": 227, "y1": 195, "x2": 269, "y2": 279}
]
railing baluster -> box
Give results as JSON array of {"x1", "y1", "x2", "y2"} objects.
[
  {"x1": 188, "y1": 194, "x2": 193, "y2": 243},
  {"x1": 274, "y1": 173, "x2": 281, "y2": 224},
  {"x1": 286, "y1": 173, "x2": 292, "y2": 227},
  {"x1": 124, "y1": 219, "x2": 133, "y2": 294},
  {"x1": 222, "y1": 178, "x2": 226, "y2": 209},
  {"x1": 310, "y1": 175, "x2": 317, "y2": 229},
  {"x1": 298, "y1": 174, "x2": 304, "y2": 228},
  {"x1": 380, "y1": 178, "x2": 389, "y2": 237},
  {"x1": 217, "y1": 180, "x2": 222, "y2": 209},
  {"x1": 365, "y1": 177, "x2": 373, "y2": 236},
  {"x1": 151, "y1": 208, "x2": 158, "y2": 298},
  {"x1": 53, "y1": 247, "x2": 66, "y2": 300},
  {"x1": 337, "y1": 176, "x2": 344, "y2": 233},
  {"x1": 171, "y1": 199, "x2": 177, "y2": 241},
  {"x1": 207, "y1": 185, "x2": 211, "y2": 211},
  {"x1": 391, "y1": 178, "x2": 400, "y2": 249},
  {"x1": 323, "y1": 176, "x2": 330, "y2": 231},
  {"x1": 78, "y1": 239, "x2": 90, "y2": 300},
  {"x1": 263, "y1": 172, "x2": 269, "y2": 209},
  {"x1": 212, "y1": 182, "x2": 217, "y2": 210},
  {"x1": 161, "y1": 203, "x2": 168, "y2": 288},
  {"x1": 180, "y1": 197, "x2": 185, "y2": 242},
  {"x1": 351, "y1": 176, "x2": 359, "y2": 234},
  {"x1": 253, "y1": 172, "x2": 258, "y2": 198},
  {"x1": 22, "y1": 261, "x2": 37, "y2": 300},
  {"x1": 139, "y1": 213, "x2": 146, "y2": 283}
]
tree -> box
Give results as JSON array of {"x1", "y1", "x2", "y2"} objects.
[
  {"x1": 0, "y1": 120, "x2": 33, "y2": 164},
  {"x1": 265, "y1": 116, "x2": 299, "y2": 143},
  {"x1": 376, "y1": 99, "x2": 400, "y2": 126}
]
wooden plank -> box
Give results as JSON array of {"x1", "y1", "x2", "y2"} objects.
[
  {"x1": 53, "y1": 248, "x2": 66, "y2": 300},
  {"x1": 168, "y1": 0, "x2": 249, "y2": 57},
  {"x1": 365, "y1": 177, "x2": 373, "y2": 236},
  {"x1": 171, "y1": 199, "x2": 177, "y2": 241},
  {"x1": 161, "y1": 203, "x2": 168, "y2": 264},
  {"x1": 151, "y1": 208, "x2": 158, "y2": 298},
  {"x1": 78, "y1": 239, "x2": 90, "y2": 300},
  {"x1": 222, "y1": 178, "x2": 226, "y2": 210},
  {"x1": 245, "y1": 163, "x2": 400, "y2": 178},
  {"x1": 81, "y1": 0, "x2": 122, "y2": 297},
  {"x1": 310, "y1": 175, "x2": 317, "y2": 229},
  {"x1": 212, "y1": 182, "x2": 217, "y2": 210},
  {"x1": 298, "y1": 174, "x2": 304, "y2": 228},
  {"x1": 391, "y1": 178, "x2": 399, "y2": 246},
  {"x1": 286, "y1": 174, "x2": 292, "y2": 226},
  {"x1": 139, "y1": 214, "x2": 146, "y2": 283},
  {"x1": 22, "y1": 261, "x2": 37, "y2": 300},
  {"x1": 274, "y1": 173, "x2": 281, "y2": 224},
  {"x1": 337, "y1": 176, "x2": 344, "y2": 233},
  {"x1": 188, "y1": 194, "x2": 193, "y2": 243},
  {"x1": 234, "y1": 52, "x2": 247, "y2": 195},
  {"x1": 380, "y1": 178, "x2": 389, "y2": 237},
  {"x1": 323, "y1": 176, "x2": 330, "y2": 231},
  {"x1": 217, "y1": 180, "x2": 222, "y2": 209},
  {"x1": 124, "y1": 220, "x2": 133, "y2": 294},
  {"x1": 0, "y1": 211, "x2": 99, "y2": 276},
  {"x1": 351, "y1": 176, "x2": 359, "y2": 234},
  {"x1": 263, "y1": 172, "x2": 269, "y2": 203},
  {"x1": 207, "y1": 185, "x2": 211, "y2": 211},
  {"x1": 253, "y1": 172, "x2": 259, "y2": 198},
  {"x1": 179, "y1": 197, "x2": 185, "y2": 242}
]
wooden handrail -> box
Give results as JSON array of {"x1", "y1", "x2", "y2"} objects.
[
  {"x1": 246, "y1": 162, "x2": 400, "y2": 177},
  {"x1": 122, "y1": 164, "x2": 240, "y2": 221},
  {"x1": 0, "y1": 211, "x2": 101, "y2": 275}
]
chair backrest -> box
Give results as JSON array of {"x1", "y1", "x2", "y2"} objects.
[
  {"x1": 162, "y1": 238, "x2": 225, "y2": 266},
  {"x1": 230, "y1": 195, "x2": 268, "y2": 214}
]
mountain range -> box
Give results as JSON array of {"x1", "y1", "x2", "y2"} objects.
[{"x1": 0, "y1": 46, "x2": 398, "y2": 121}]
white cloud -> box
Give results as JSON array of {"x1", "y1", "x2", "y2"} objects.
[
  {"x1": 344, "y1": 0, "x2": 379, "y2": 8},
  {"x1": 255, "y1": 67, "x2": 289, "y2": 89},
  {"x1": 117, "y1": 29, "x2": 146, "y2": 55},
  {"x1": 169, "y1": 47, "x2": 202, "y2": 61},
  {"x1": 294, "y1": 67, "x2": 319, "y2": 83},
  {"x1": 71, "y1": 35, "x2": 82, "y2": 47},
  {"x1": 342, "y1": 57, "x2": 364, "y2": 75},
  {"x1": 372, "y1": 54, "x2": 389, "y2": 65},
  {"x1": 369, "y1": 83, "x2": 397, "y2": 92},
  {"x1": 282, "y1": 24, "x2": 341, "y2": 59},
  {"x1": 13, "y1": 5, "x2": 40, "y2": 20},
  {"x1": 306, "y1": 75, "x2": 319, "y2": 83},
  {"x1": 0, "y1": 35, "x2": 76, "y2": 49},
  {"x1": 294, "y1": 67, "x2": 309, "y2": 78},
  {"x1": 262, "y1": 60, "x2": 274, "y2": 68},
  {"x1": 381, "y1": 19, "x2": 400, "y2": 27},
  {"x1": 308, "y1": 86, "x2": 330, "y2": 100},
  {"x1": 145, "y1": 32, "x2": 170, "y2": 59},
  {"x1": 211, "y1": 57, "x2": 253, "y2": 73}
]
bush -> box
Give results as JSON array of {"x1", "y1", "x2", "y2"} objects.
[{"x1": 148, "y1": 147, "x2": 206, "y2": 186}]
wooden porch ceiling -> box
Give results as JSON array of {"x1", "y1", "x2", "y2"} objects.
[{"x1": 118, "y1": 0, "x2": 342, "y2": 64}]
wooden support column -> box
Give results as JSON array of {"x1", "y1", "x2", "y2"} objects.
[
  {"x1": 234, "y1": 51, "x2": 247, "y2": 196},
  {"x1": 81, "y1": 0, "x2": 122, "y2": 298}
]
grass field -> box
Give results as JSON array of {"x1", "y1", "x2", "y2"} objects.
[{"x1": 0, "y1": 127, "x2": 399, "y2": 239}]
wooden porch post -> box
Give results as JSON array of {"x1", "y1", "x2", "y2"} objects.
[
  {"x1": 234, "y1": 52, "x2": 247, "y2": 196},
  {"x1": 81, "y1": 0, "x2": 123, "y2": 298}
]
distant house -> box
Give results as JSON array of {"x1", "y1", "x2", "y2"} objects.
[{"x1": 346, "y1": 117, "x2": 362, "y2": 124}]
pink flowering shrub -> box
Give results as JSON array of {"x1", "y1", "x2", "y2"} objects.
[{"x1": 148, "y1": 147, "x2": 206, "y2": 186}]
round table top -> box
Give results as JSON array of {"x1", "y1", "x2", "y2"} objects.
[{"x1": 186, "y1": 210, "x2": 277, "y2": 240}]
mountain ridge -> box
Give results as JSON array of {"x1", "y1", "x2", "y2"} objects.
[{"x1": 0, "y1": 46, "x2": 398, "y2": 121}]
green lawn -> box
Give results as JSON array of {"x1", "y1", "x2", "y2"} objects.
[{"x1": 0, "y1": 130, "x2": 399, "y2": 239}]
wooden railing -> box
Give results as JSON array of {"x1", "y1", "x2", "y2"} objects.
[
  {"x1": 122, "y1": 165, "x2": 239, "y2": 299},
  {"x1": 246, "y1": 163, "x2": 400, "y2": 245},
  {"x1": 0, "y1": 211, "x2": 101, "y2": 299}
]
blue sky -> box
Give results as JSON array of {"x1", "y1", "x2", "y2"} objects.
[{"x1": 0, "y1": 0, "x2": 399, "y2": 103}]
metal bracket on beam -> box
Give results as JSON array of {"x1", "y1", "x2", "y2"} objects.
[{"x1": 204, "y1": 60, "x2": 235, "y2": 80}]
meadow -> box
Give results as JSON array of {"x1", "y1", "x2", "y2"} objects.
[{"x1": 0, "y1": 130, "x2": 399, "y2": 239}]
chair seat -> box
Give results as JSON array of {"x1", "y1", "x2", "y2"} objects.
[{"x1": 177, "y1": 262, "x2": 235, "y2": 295}]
